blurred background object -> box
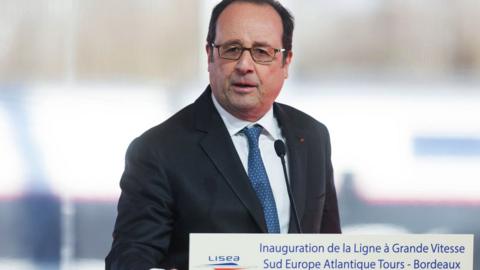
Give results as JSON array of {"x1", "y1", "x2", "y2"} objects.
[{"x1": 0, "y1": 0, "x2": 479, "y2": 269}]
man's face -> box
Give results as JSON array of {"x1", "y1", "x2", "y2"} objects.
[{"x1": 207, "y1": 2, "x2": 292, "y2": 121}]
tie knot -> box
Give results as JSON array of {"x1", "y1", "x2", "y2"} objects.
[{"x1": 243, "y1": 124, "x2": 263, "y2": 146}]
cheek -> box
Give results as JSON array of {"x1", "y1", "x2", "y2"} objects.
[
  {"x1": 209, "y1": 66, "x2": 224, "y2": 88},
  {"x1": 213, "y1": 63, "x2": 234, "y2": 83},
  {"x1": 260, "y1": 67, "x2": 285, "y2": 96}
]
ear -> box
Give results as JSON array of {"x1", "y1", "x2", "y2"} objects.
[
  {"x1": 282, "y1": 50, "x2": 293, "y2": 79},
  {"x1": 206, "y1": 44, "x2": 213, "y2": 71}
]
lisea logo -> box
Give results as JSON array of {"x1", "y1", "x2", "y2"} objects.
[{"x1": 202, "y1": 255, "x2": 252, "y2": 270}]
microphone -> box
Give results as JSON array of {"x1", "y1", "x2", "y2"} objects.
[{"x1": 274, "y1": 140, "x2": 302, "y2": 233}]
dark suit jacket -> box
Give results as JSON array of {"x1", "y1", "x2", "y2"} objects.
[{"x1": 105, "y1": 86, "x2": 341, "y2": 270}]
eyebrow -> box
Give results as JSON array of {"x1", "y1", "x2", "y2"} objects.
[
  {"x1": 217, "y1": 39, "x2": 242, "y2": 46},
  {"x1": 252, "y1": 41, "x2": 272, "y2": 47},
  {"x1": 217, "y1": 39, "x2": 273, "y2": 47}
]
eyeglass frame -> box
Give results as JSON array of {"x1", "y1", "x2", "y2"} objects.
[{"x1": 211, "y1": 43, "x2": 286, "y2": 64}]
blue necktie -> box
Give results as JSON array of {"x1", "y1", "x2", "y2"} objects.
[{"x1": 243, "y1": 125, "x2": 280, "y2": 233}]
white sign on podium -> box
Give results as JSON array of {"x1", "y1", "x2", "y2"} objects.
[{"x1": 190, "y1": 234, "x2": 473, "y2": 270}]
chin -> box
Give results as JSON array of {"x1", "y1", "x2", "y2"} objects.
[{"x1": 229, "y1": 97, "x2": 260, "y2": 110}]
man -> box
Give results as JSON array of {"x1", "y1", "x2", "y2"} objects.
[{"x1": 106, "y1": 0, "x2": 341, "y2": 269}]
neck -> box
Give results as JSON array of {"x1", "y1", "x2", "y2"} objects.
[{"x1": 229, "y1": 106, "x2": 270, "y2": 122}]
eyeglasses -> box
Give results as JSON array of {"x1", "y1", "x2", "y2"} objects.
[{"x1": 212, "y1": 43, "x2": 286, "y2": 64}]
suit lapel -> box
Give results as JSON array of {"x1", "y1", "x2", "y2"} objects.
[
  {"x1": 274, "y1": 103, "x2": 307, "y2": 233},
  {"x1": 194, "y1": 88, "x2": 268, "y2": 233}
]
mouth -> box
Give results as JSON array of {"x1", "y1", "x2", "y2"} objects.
[{"x1": 231, "y1": 82, "x2": 258, "y2": 93}]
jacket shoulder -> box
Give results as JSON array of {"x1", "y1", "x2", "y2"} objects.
[
  {"x1": 130, "y1": 102, "x2": 197, "y2": 151},
  {"x1": 275, "y1": 102, "x2": 329, "y2": 135}
]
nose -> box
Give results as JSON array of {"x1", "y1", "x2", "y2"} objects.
[{"x1": 234, "y1": 50, "x2": 255, "y2": 74}]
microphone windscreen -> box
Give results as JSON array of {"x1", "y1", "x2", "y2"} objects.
[{"x1": 274, "y1": 140, "x2": 286, "y2": 157}]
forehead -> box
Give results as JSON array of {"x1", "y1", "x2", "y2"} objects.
[{"x1": 215, "y1": 2, "x2": 283, "y2": 46}]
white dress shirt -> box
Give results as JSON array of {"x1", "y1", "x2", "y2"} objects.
[{"x1": 211, "y1": 94, "x2": 290, "y2": 233}]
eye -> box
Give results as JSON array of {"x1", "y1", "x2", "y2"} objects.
[
  {"x1": 253, "y1": 47, "x2": 272, "y2": 56},
  {"x1": 223, "y1": 45, "x2": 242, "y2": 54}
]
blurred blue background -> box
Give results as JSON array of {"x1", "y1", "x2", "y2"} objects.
[{"x1": 1, "y1": 0, "x2": 479, "y2": 269}]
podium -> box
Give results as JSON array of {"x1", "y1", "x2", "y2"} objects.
[{"x1": 190, "y1": 234, "x2": 473, "y2": 270}]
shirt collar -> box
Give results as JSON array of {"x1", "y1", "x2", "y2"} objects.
[{"x1": 211, "y1": 93, "x2": 281, "y2": 140}]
